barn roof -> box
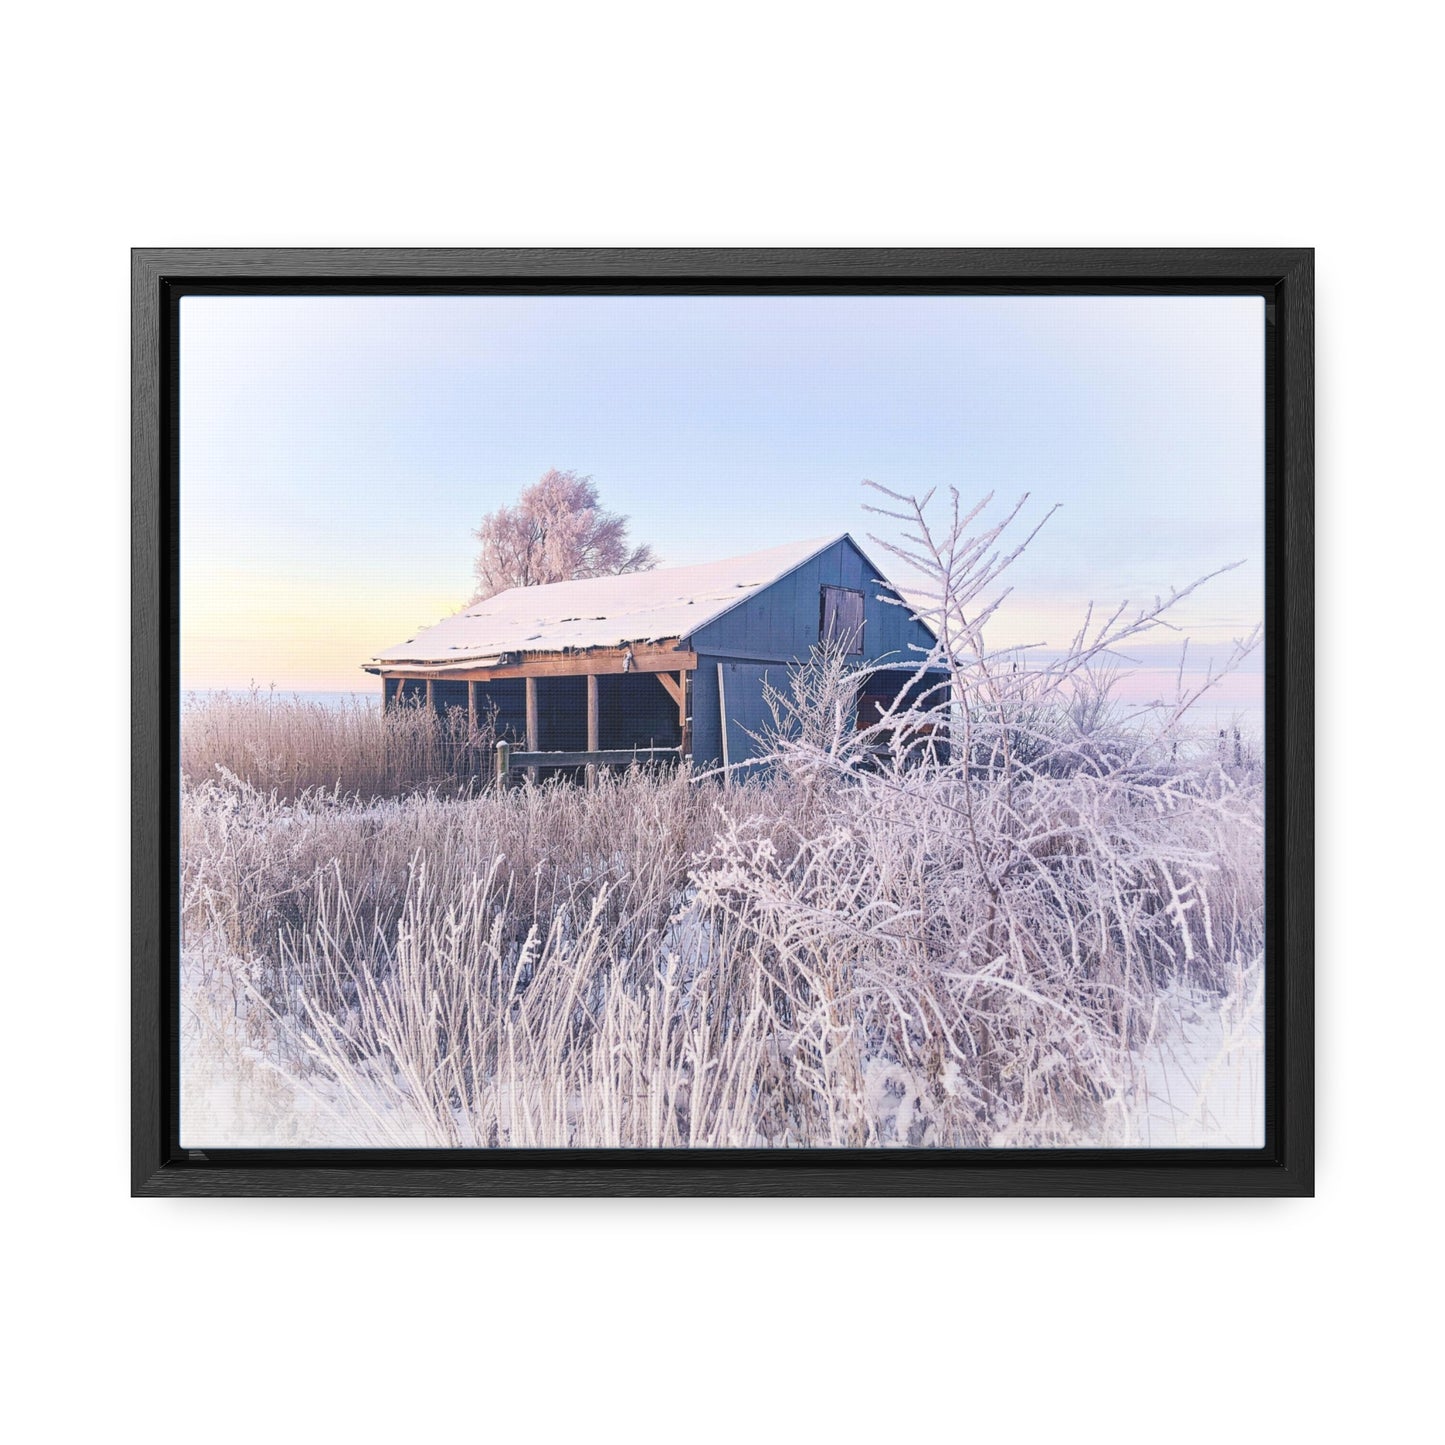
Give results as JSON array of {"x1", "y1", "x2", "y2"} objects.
[{"x1": 368, "y1": 535, "x2": 850, "y2": 671}]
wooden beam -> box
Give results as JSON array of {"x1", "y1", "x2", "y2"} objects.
[
  {"x1": 378, "y1": 644, "x2": 697, "y2": 684},
  {"x1": 586, "y1": 674, "x2": 599, "y2": 787},
  {"x1": 525, "y1": 676, "x2": 539, "y2": 785},
  {"x1": 678, "y1": 646, "x2": 795, "y2": 665},
  {"x1": 509, "y1": 748, "x2": 681, "y2": 769},
  {"x1": 503, "y1": 648, "x2": 697, "y2": 679},
  {"x1": 681, "y1": 672, "x2": 692, "y2": 760},
  {"x1": 654, "y1": 672, "x2": 683, "y2": 709},
  {"x1": 425, "y1": 679, "x2": 434, "y2": 712}
]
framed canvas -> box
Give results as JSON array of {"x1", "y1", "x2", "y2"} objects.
[{"x1": 133, "y1": 247, "x2": 1313, "y2": 1196}]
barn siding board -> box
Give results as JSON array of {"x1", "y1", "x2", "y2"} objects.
[
  {"x1": 720, "y1": 662, "x2": 778, "y2": 773},
  {"x1": 691, "y1": 659, "x2": 722, "y2": 769},
  {"x1": 690, "y1": 654, "x2": 778, "y2": 771}
]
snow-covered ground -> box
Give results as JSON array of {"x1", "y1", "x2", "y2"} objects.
[
  {"x1": 180, "y1": 940, "x2": 1265, "y2": 1150},
  {"x1": 1129, "y1": 964, "x2": 1265, "y2": 1148}
]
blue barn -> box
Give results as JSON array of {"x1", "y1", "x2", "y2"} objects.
[{"x1": 364, "y1": 535, "x2": 942, "y2": 778}]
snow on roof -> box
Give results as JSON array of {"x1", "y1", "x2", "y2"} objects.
[{"x1": 369, "y1": 535, "x2": 843, "y2": 669}]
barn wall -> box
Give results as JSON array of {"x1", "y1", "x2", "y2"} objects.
[
  {"x1": 387, "y1": 673, "x2": 682, "y2": 751},
  {"x1": 689, "y1": 537, "x2": 935, "y2": 666},
  {"x1": 385, "y1": 678, "x2": 530, "y2": 740},
  {"x1": 692, "y1": 656, "x2": 784, "y2": 773}
]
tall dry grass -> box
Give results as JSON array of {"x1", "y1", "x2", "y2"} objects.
[
  {"x1": 180, "y1": 768, "x2": 786, "y2": 1145},
  {"x1": 181, "y1": 689, "x2": 496, "y2": 800}
]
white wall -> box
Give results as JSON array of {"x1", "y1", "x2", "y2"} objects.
[{"x1": 5, "y1": 3, "x2": 1434, "y2": 1440}]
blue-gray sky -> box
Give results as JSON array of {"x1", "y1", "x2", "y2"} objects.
[{"x1": 181, "y1": 294, "x2": 1263, "y2": 696}]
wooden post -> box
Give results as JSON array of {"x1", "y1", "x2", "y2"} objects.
[
  {"x1": 495, "y1": 739, "x2": 511, "y2": 789},
  {"x1": 586, "y1": 673, "x2": 600, "y2": 787},
  {"x1": 380, "y1": 679, "x2": 389, "y2": 783},
  {"x1": 717, "y1": 662, "x2": 730, "y2": 788},
  {"x1": 525, "y1": 676, "x2": 539, "y2": 785},
  {"x1": 467, "y1": 681, "x2": 478, "y2": 778},
  {"x1": 425, "y1": 678, "x2": 439, "y2": 772},
  {"x1": 682, "y1": 671, "x2": 693, "y2": 763}
]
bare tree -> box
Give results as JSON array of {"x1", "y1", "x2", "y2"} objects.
[{"x1": 471, "y1": 469, "x2": 657, "y2": 600}]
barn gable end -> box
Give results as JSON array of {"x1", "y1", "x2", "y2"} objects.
[
  {"x1": 685, "y1": 536, "x2": 939, "y2": 773},
  {"x1": 685, "y1": 535, "x2": 935, "y2": 664}
]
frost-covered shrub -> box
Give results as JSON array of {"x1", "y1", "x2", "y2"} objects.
[{"x1": 688, "y1": 487, "x2": 1264, "y2": 1143}]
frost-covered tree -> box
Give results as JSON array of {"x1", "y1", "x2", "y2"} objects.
[{"x1": 471, "y1": 469, "x2": 657, "y2": 600}]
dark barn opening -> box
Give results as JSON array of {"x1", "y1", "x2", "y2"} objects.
[
  {"x1": 430, "y1": 678, "x2": 469, "y2": 717},
  {"x1": 856, "y1": 668, "x2": 951, "y2": 766},
  {"x1": 599, "y1": 674, "x2": 682, "y2": 751},
  {"x1": 536, "y1": 676, "x2": 587, "y2": 752},
  {"x1": 474, "y1": 680, "x2": 527, "y2": 742}
]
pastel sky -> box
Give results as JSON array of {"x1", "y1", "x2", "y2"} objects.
[{"x1": 180, "y1": 293, "x2": 1264, "y2": 703}]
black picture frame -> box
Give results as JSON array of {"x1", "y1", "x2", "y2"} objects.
[{"x1": 134, "y1": 247, "x2": 1313, "y2": 1197}]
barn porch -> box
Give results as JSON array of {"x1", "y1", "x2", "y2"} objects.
[{"x1": 377, "y1": 642, "x2": 695, "y2": 781}]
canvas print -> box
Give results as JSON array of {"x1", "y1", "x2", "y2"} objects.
[{"x1": 180, "y1": 294, "x2": 1265, "y2": 1149}]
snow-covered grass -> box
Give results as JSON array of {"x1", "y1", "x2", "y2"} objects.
[
  {"x1": 180, "y1": 488, "x2": 1265, "y2": 1148},
  {"x1": 179, "y1": 748, "x2": 1261, "y2": 1147}
]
